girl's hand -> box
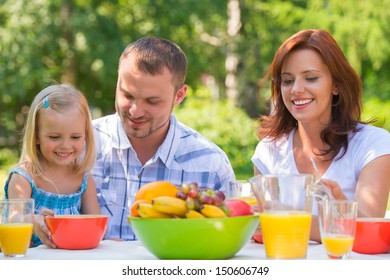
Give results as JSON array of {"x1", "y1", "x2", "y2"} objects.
[
  {"x1": 34, "y1": 208, "x2": 56, "y2": 249},
  {"x1": 319, "y1": 179, "x2": 348, "y2": 200}
]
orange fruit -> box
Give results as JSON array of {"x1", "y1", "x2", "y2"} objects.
[
  {"x1": 134, "y1": 181, "x2": 179, "y2": 202},
  {"x1": 130, "y1": 199, "x2": 151, "y2": 217}
]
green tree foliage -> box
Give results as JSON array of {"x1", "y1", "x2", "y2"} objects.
[
  {"x1": 0, "y1": 0, "x2": 125, "y2": 123},
  {"x1": 0, "y1": 148, "x2": 18, "y2": 198},
  {"x1": 362, "y1": 98, "x2": 390, "y2": 131},
  {"x1": 1, "y1": 1, "x2": 389, "y2": 123},
  {"x1": 1, "y1": 0, "x2": 389, "y2": 175},
  {"x1": 0, "y1": 0, "x2": 228, "y2": 128},
  {"x1": 175, "y1": 87, "x2": 258, "y2": 178},
  {"x1": 238, "y1": 0, "x2": 390, "y2": 100}
]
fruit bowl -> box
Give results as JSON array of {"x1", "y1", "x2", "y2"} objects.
[
  {"x1": 352, "y1": 218, "x2": 390, "y2": 254},
  {"x1": 128, "y1": 215, "x2": 260, "y2": 259},
  {"x1": 46, "y1": 214, "x2": 108, "y2": 250}
]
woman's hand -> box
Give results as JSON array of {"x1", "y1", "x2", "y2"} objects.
[
  {"x1": 34, "y1": 208, "x2": 56, "y2": 249},
  {"x1": 319, "y1": 179, "x2": 348, "y2": 200}
]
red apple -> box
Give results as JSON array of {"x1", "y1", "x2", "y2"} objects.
[
  {"x1": 225, "y1": 199, "x2": 254, "y2": 217},
  {"x1": 252, "y1": 234, "x2": 263, "y2": 243}
]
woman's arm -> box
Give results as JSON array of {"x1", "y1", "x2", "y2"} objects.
[
  {"x1": 318, "y1": 179, "x2": 348, "y2": 200},
  {"x1": 311, "y1": 155, "x2": 390, "y2": 242},
  {"x1": 355, "y1": 155, "x2": 390, "y2": 217}
]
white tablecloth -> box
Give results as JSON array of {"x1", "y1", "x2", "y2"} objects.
[{"x1": 1, "y1": 239, "x2": 389, "y2": 260}]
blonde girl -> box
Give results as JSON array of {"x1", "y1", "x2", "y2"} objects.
[{"x1": 4, "y1": 84, "x2": 100, "y2": 248}]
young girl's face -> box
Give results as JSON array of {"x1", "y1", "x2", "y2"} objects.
[
  {"x1": 280, "y1": 49, "x2": 336, "y2": 126},
  {"x1": 37, "y1": 106, "x2": 86, "y2": 168}
]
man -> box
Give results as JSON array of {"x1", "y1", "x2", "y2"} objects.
[{"x1": 92, "y1": 37, "x2": 236, "y2": 240}]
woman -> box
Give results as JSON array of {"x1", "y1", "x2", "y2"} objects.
[{"x1": 252, "y1": 29, "x2": 390, "y2": 241}]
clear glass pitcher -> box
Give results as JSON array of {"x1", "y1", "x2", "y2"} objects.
[{"x1": 248, "y1": 174, "x2": 333, "y2": 259}]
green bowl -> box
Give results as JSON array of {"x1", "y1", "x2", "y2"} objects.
[{"x1": 128, "y1": 215, "x2": 260, "y2": 259}]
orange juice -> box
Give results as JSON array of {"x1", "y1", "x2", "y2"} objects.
[
  {"x1": 0, "y1": 223, "x2": 33, "y2": 256},
  {"x1": 260, "y1": 211, "x2": 312, "y2": 259},
  {"x1": 322, "y1": 234, "x2": 354, "y2": 257},
  {"x1": 233, "y1": 196, "x2": 257, "y2": 205}
]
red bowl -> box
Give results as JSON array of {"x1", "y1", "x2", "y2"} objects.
[
  {"x1": 352, "y1": 218, "x2": 390, "y2": 254},
  {"x1": 46, "y1": 214, "x2": 108, "y2": 250}
]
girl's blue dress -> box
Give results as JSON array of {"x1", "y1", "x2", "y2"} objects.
[{"x1": 4, "y1": 168, "x2": 88, "y2": 246}]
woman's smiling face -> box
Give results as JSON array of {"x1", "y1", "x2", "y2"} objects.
[{"x1": 280, "y1": 48, "x2": 337, "y2": 126}]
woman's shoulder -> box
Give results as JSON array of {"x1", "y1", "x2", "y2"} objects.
[
  {"x1": 251, "y1": 132, "x2": 293, "y2": 174},
  {"x1": 351, "y1": 124, "x2": 390, "y2": 143},
  {"x1": 340, "y1": 124, "x2": 390, "y2": 172},
  {"x1": 252, "y1": 132, "x2": 291, "y2": 161},
  {"x1": 258, "y1": 132, "x2": 291, "y2": 150},
  {"x1": 346, "y1": 124, "x2": 390, "y2": 159}
]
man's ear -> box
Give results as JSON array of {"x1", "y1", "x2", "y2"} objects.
[{"x1": 174, "y1": 84, "x2": 187, "y2": 105}]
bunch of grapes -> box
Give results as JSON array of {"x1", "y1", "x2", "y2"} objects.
[{"x1": 176, "y1": 182, "x2": 229, "y2": 215}]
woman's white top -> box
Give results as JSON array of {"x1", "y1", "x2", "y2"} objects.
[{"x1": 251, "y1": 124, "x2": 390, "y2": 213}]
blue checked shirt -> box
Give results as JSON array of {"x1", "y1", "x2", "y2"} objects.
[{"x1": 92, "y1": 113, "x2": 236, "y2": 240}]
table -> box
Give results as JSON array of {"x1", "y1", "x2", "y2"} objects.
[
  {"x1": 1, "y1": 239, "x2": 389, "y2": 260},
  {"x1": 1, "y1": 240, "x2": 389, "y2": 280}
]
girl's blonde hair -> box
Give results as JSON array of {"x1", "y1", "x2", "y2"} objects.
[{"x1": 20, "y1": 84, "x2": 95, "y2": 177}]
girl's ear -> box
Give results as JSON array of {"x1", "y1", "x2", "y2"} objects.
[{"x1": 174, "y1": 85, "x2": 187, "y2": 105}]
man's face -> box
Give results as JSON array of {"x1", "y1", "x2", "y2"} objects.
[{"x1": 115, "y1": 57, "x2": 186, "y2": 140}]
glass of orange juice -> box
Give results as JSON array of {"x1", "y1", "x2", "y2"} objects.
[
  {"x1": 0, "y1": 199, "x2": 34, "y2": 257},
  {"x1": 250, "y1": 174, "x2": 325, "y2": 259},
  {"x1": 227, "y1": 180, "x2": 257, "y2": 205},
  {"x1": 319, "y1": 200, "x2": 357, "y2": 259}
]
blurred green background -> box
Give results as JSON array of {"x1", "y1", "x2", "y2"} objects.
[{"x1": 1, "y1": 1, "x2": 389, "y2": 208}]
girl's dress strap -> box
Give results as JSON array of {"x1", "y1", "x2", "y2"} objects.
[
  {"x1": 3, "y1": 168, "x2": 36, "y2": 198},
  {"x1": 79, "y1": 172, "x2": 89, "y2": 195}
]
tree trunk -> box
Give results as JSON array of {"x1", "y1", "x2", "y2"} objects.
[
  {"x1": 225, "y1": 0, "x2": 241, "y2": 104},
  {"x1": 60, "y1": 0, "x2": 77, "y2": 85}
]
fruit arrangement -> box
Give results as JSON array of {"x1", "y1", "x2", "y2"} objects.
[{"x1": 131, "y1": 181, "x2": 253, "y2": 219}]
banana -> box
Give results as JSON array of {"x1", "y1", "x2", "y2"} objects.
[
  {"x1": 152, "y1": 196, "x2": 187, "y2": 217},
  {"x1": 185, "y1": 210, "x2": 206, "y2": 219},
  {"x1": 200, "y1": 204, "x2": 228, "y2": 218},
  {"x1": 137, "y1": 203, "x2": 171, "y2": 218}
]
